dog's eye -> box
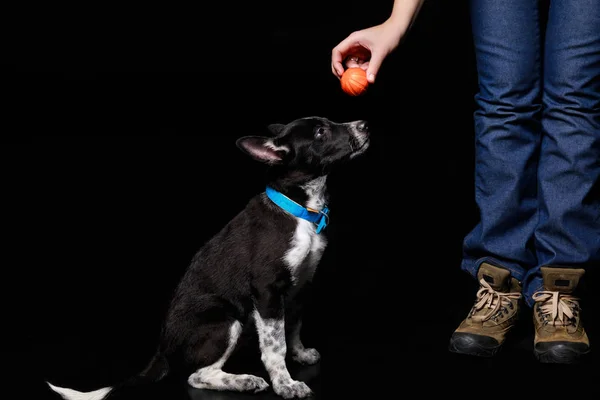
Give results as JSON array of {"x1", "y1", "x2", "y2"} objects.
[{"x1": 314, "y1": 127, "x2": 327, "y2": 140}]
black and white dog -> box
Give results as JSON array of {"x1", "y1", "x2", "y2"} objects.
[{"x1": 47, "y1": 116, "x2": 370, "y2": 400}]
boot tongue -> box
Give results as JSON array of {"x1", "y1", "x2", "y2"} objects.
[
  {"x1": 541, "y1": 267, "x2": 585, "y2": 293},
  {"x1": 477, "y1": 263, "x2": 510, "y2": 292}
]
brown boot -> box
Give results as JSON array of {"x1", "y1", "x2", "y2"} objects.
[
  {"x1": 449, "y1": 263, "x2": 522, "y2": 357},
  {"x1": 532, "y1": 266, "x2": 590, "y2": 363}
]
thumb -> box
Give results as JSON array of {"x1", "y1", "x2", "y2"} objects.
[{"x1": 366, "y1": 51, "x2": 386, "y2": 84}]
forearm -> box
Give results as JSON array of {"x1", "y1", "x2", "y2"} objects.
[{"x1": 386, "y1": 0, "x2": 426, "y2": 34}]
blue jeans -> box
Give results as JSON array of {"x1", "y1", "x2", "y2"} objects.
[{"x1": 461, "y1": 0, "x2": 600, "y2": 306}]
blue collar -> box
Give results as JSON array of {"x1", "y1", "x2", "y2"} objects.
[{"x1": 265, "y1": 186, "x2": 330, "y2": 234}]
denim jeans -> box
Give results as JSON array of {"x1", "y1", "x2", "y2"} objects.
[{"x1": 461, "y1": 0, "x2": 600, "y2": 306}]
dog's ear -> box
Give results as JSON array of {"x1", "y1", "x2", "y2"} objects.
[
  {"x1": 267, "y1": 123, "x2": 285, "y2": 136},
  {"x1": 236, "y1": 136, "x2": 289, "y2": 164}
]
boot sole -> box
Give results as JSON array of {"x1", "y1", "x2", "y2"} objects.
[
  {"x1": 448, "y1": 333, "x2": 502, "y2": 358},
  {"x1": 534, "y1": 342, "x2": 591, "y2": 364}
]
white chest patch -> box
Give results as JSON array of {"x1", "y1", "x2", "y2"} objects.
[{"x1": 283, "y1": 177, "x2": 328, "y2": 285}]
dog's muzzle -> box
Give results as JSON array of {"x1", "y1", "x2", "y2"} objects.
[{"x1": 349, "y1": 120, "x2": 370, "y2": 156}]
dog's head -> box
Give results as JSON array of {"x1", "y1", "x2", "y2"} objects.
[{"x1": 236, "y1": 116, "x2": 370, "y2": 183}]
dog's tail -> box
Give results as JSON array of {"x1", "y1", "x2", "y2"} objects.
[{"x1": 46, "y1": 348, "x2": 170, "y2": 400}]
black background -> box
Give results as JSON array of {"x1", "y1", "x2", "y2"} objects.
[{"x1": 4, "y1": 0, "x2": 598, "y2": 398}]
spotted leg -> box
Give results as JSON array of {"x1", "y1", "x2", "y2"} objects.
[{"x1": 253, "y1": 293, "x2": 313, "y2": 399}]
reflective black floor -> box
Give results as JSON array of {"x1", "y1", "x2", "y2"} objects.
[
  {"x1": 31, "y1": 317, "x2": 599, "y2": 400},
  {"x1": 27, "y1": 241, "x2": 599, "y2": 400}
]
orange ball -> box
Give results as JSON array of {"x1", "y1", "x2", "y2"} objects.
[{"x1": 340, "y1": 67, "x2": 368, "y2": 96}]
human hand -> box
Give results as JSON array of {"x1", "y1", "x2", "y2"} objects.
[{"x1": 331, "y1": 19, "x2": 407, "y2": 84}]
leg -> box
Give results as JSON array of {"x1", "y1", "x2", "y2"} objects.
[
  {"x1": 286, "y1": 284, "x2": 320, "y2": 365},
  {"x1": 523, "y1": 0, "x2": 600, "y2": 305},
  {"x1": 461, "y1": 0, "x2": 543, "y2": 281},
  {"x1": 288, "y1": 319, "x2": 320, "y2": 365},
  {"x1": 253, "y1": 291, "x2": 312, "y2": 399},
  {"x1": 187, "y1": 320, "x2": 269, "y2": 393}
]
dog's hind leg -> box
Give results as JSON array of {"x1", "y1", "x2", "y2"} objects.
[{"x1": 187, "y1": 320, "x2": 269, "y2": 393}]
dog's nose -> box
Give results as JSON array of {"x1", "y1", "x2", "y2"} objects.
[{"x1": 356, "y1": 120, "x2": 369, "y2": 133}]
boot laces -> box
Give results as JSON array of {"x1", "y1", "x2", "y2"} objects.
[
  {"x1": 532, "y1": 291, "x2": 579, "y2": 327},
  {"x1": 471, "y1": 278, "x2": 522, "y2": 322}
]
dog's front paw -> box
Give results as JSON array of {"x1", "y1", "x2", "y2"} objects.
[
  {"x1": 235, "y1": 375, "x2": 270, "y2": 393},
  {"x1": 292, "y1": 348, "x2": 321, "y2": 365},
  {"x1": 273, "y1": 379, "x2": 313, "y2": 399}
]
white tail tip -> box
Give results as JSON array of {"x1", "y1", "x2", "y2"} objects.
[{"x1": 46, "y1": 382, "x2": 112, "y2": 400}]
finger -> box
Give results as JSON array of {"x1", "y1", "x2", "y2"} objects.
[
  {"x1": 345, "y1": 56, "x2": 361, "y2": 69},
  {"x1": 366, "y1": 51, "x2": 385, "y2": 83},
  {"x1": 344, "y1": 45, "x2": 371, "y2": 69},
  {"x1": 331, "y1": 63, "x2": 341, "y2": 80},
  {"x1": 331, "y1": 47, "x2": 345, "y2": 77},
  {"x1": 331, "y1": 33, "x2": 359, "y2": 76}
]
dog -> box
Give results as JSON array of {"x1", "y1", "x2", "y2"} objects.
[{"x1": 46, "y1": 116, "x2": 370, "y2": 399}]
